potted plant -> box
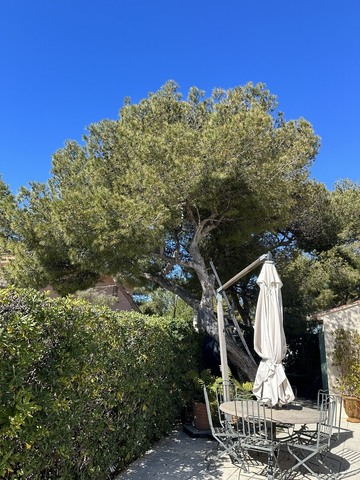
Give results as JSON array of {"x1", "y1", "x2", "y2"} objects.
[
  {"x1": 331, "y1": 328, "x2": 360, "y2": 423},
  {"x1": 185, "y1": 369, "x2": 254, "y2": 430},
  {"x1": 185, "y1": 369, "x2": 218, "y2": 430}
]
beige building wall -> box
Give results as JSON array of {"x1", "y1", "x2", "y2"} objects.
[
  {"x1": 90, "y1": 276, "x2": 139, "y2": 312},
  {"x1": 316, "y1": 301, "x2": 360, "y2": 394}
]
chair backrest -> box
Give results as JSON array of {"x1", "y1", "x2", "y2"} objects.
[
  {"x1": 213, "y1": 381, "x2": 239, "y2": 428},
  {"x1": 233, "y1": 397, "x2": 275, "y2": 443},
  {"x1": 213, "y1": 383, "x2": 226, "y2": 427},
  {"x1": 203, "y1": 384, "x2": 216, "y2": 434},
  {"x1": 316, "y1": 392, "x2": 342, "y2": 447},
  {"x1": 317, "y1": 389, "x2": 342, "y2": 440},
  {"x1": 204, "y1": 383, "x2": 240, "y2": 441}
]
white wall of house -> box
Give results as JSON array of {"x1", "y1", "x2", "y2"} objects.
[{"x1": 316, "y1": 301, "x2": 360, "y2": 394}]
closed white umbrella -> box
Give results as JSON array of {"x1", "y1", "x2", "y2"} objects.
[{"x1": 252, "y1": 260, "x2": 295, "y2": 406}]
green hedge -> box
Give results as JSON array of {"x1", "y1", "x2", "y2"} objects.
[{"x1": 0, "y1": 288, "x2": 201, "y2": 479}]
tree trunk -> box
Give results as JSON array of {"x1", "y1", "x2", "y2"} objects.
[
  {"x1": 149, "y1": 266, "x2": 258, "y2": 381},
  {"x1": 197, "y1": 301, "x2": 258, "y2": 381},
  {"x1": 186, "y1": 227, "x2": 258, "y2": 382}
]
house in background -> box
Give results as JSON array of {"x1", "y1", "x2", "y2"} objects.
[
  {"x1": 316, "y1": 300, "x2": 360, "y2": 394},
  {"x1": 0, "y1": 254, "x2": 139, "y2": 312},
  {"x1": 84, "y1": 276, "x2": 140, "y2": 312},
  {"x1": 41, "y1": 276, "x2": 139, "y2": 312}
]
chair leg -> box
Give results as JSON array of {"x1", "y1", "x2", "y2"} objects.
[
  {"x1": 206, "y1": 434, "x2": 248, "y2": 472},
  {"x1": 286, "y1": 445, "x2": 319, "y2": 476},
  {"x1": 205, "y1": 441, "x2": 236, "y2": 470},
  {"x1": 267, "y1": 449, "x2": 282, "y2": 480},
  {"x1": 285, "y1": 445, "x2": 341, "y2": 479},
  {"x1": 267, "y1": 451, "x2": 275, "y2": 480}
]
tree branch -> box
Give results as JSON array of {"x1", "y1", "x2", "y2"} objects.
[{"x1": 142, "y1": 271, "x2": 199, "y2": 309}]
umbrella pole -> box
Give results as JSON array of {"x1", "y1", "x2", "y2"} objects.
[
  {"x1": 217, "y1": 292, "x2": 230, "y2": 401},
  {"x1": 218, "y1": 253, "x2": 270, "y2": 293}
]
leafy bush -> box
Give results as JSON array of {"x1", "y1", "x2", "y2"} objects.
[
  {"x1": 0, "y1": 288, "x2": 200, "y2": 479},
  {"x1": 332, "y1": 327, "x2": 360, "y2": 398}
]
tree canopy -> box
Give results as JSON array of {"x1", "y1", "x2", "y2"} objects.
[
  {"x1": 3, "y1": 81, "x2": 358, "y2": 379},
  {"x1": 280, "y1": 179, "x2": 360, "y2": 320}
]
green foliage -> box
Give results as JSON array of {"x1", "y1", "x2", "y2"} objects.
[
  {"x1": 184, "y1": 368, "x2": 253, "y2": 403},
  {"x1": 5, "y1": 81, "x2": 319, "y2": 300},
  {"x1": 0, "y1": 177, "x2": 16, "y2": 251},
  {"x1": 73, "y1": 287, "x2": 118, "y2": 308},
  {"x1": 331, "y1": 328, "x2": 360, "y2": 398},
  {"x1": 0, "y1": 287, "x2": 201, "y2": 479},
  {"x1": 4, "y1": 81, "x2": 358, "y2": 377},
  {"x1": 138, "y1": 288, "x2": 194, "y2": 320},
  {"x1": 278, "y1": 180, "x2": 360, "y2": 318},
  {"x1": 184, "y1": 369, "x2": 219, "y2": 402}
]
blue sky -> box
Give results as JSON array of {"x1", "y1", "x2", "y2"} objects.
[{"x1": 1, "y1": 0, "x2": 359, "y2": 193}]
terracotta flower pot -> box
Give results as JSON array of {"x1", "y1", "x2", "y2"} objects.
[
  {"x1": 193, "y1": 401, "x2": 210, "y2": 430},
  {"x1": 343, "y1": 396, "x2": 360, "y2": 423}
]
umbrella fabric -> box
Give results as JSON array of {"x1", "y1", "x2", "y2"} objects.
[{"x1": 252, "y1": 261, "x2": 295, "y2": 406}]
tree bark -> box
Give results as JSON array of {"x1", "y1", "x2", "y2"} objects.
[
  {"x1": 146, "y1": 218, "x2": 259, "y2": 381},
  {"x1": 188, "y1": 230, "x2": 258, "y2": 381},
  {"x1": 197, "y1": 298, "x2": 258, "y2": 381}
]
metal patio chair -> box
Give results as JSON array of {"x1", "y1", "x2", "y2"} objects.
[
  {"x1": 203, "y1": 384, "x2": 245, "y2": 467},
  {"x1": 292, "y1": 389, "x2": 342, "y2": 445},
  {"x1": 235, "y1": 397, "x2": 282, "y2": 480},
  {"x1": 283, "y1": 392, "x2": 342, "y2": 479},
  {"x1": 317, "y1": 389, "x2": 342, "y2": 439}
]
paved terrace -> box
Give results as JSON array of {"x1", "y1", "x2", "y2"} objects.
[{"x1": 116, "y1": 408, "x2": 360, "y2": 480}]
